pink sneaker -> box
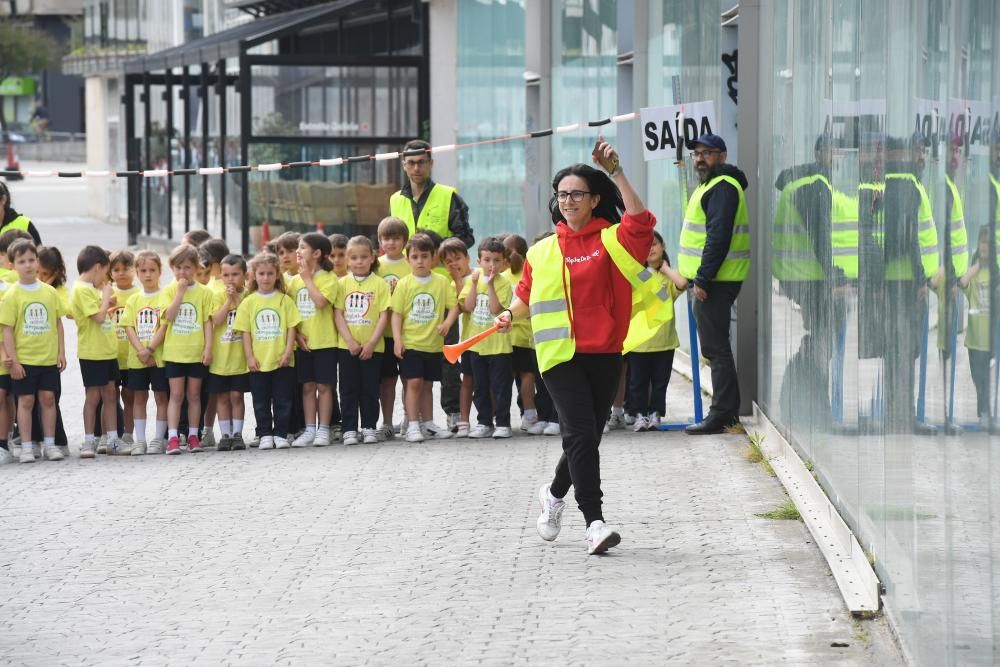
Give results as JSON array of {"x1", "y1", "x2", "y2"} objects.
[
  {"x1": 166, "y1": 436, "x2": 181, "y2": 455},
  {"x1": 188, "y1": 435, "x2": 203, "y2": 453}
]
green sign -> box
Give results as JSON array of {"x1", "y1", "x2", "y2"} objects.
[{"x1": 0, "y1": 77, "x2": 36, "y2": 96}]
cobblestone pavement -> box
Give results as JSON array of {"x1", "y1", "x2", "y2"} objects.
[{"x1": 0, "y1": 218, "x2": 904, "y2": 664}]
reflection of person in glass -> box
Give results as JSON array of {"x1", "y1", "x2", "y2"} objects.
[
  {"x1": 677, "y1": 134, "x2": 750, "y2": 434},
  {"x1": 960, "y1": 227, "x2": 993, "y2": 426},
  {"x1": 880, "y1": 134, "x2": 938, "y2": 434}
]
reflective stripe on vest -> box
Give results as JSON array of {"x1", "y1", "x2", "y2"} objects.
[
  {"x1": 678, "y1": 174, "x2": 750, "y2": 281},
  {"x1": 0, "y1": 214, "x2": 30, "y2": 237},
  {"x1": 831, "y1": 189, "x2": 859, "y2": 279},
  {"x1": 389, "y1": 183, "x2": 456, "y2": 239},
  {"x1": 945, "y1": 175, "x2": 969, "y2": 276},
  {"x1": 771, "y1": 173, "x2": 827, "y2": 281},
  {"x1": 884, "y1": 173, "x2": 938, "y2": 279}
]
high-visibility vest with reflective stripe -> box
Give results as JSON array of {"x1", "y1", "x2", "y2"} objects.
[
  {"x1": 526, "y1": 224, "x2": 673, "y2": 374},
  {"x1": 0, "y1": 214, "x2": 30, "y2": 237},
  {"x1": 831, "y1": 189, "x2": 859, "y2": 279},
  {"x1": 679, "y1": 175, "x2": 750, "y2": 281},
  {"x1": 883, "y1": 173, "x2": 938, "y2": 280},
  {"x1": 389, "y1": 183, "x2": 456, "y2": 239},
  {"x1": 944, "y1": 175, "x2": 969, "y2": 277},
  {"x1": 771, "y1": 173, "x2": 826, "y2": 281}
]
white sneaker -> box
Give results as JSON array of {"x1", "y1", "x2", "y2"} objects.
[
  {"x1": 43, "y1": 446, "x2": 64, "y2": 461},
  {"x1": 423, "y1": 422, "x2": 454, "y2": 440},
  {"x1": 19, "y1": 447, "x2": 35, "y2": 463},
  {"x1": 343, "y1": 431, "x2": 359, "y2": 445},
  {"x1": 121, "y1": 433, "x2": 135, "y2": 448},
  {"x1": 468, "y1": 424, "x2": 493, "y2": 439},
  {"x1": 397, "y1": 419, "x2": 408, "y2": 437},
  {"x1": 107, "y1": 438, "x2": 124, "y2": 456},
  {"x1": 606, "y1": 412, "x2": 626, "y2": 431},
  {"x1": 274, "y1": 436, "x2": 290, "y2": 449},
  {"x1": 536, "y1": 484, "x2": 565, "y2": 541},
  {"x1": 58, "y1": 445, "x2": 70, "y2": 458},
  {"x1": 527, "y1": 420, "x2": 548, "y2": 435},
  {"x1": 624, "y1": 413, "x2": 636, "y2": 426},
  {"x1": 632, "y1": 415, "x2": 650, "y2": 433},
  {"x1": 292, "y1": 431, "x2": 315, "y2": 448},
  {"x1": 97, "y1": 435, "x2": 108, "y2": 455},
  {"x1": 362, "y1": 428, "x2": 378, "y2": 444},
  {"x1": 32, "y1": 442, "x2": 41, "y2": 459},
  {"x1": 405, "y1": 427, "x2": 424, "y2": 443},
  {"x1": 146, "y1": 438, "x2": 163, "y2": 455},
  {"x1": 543, "y1": 422, "x2": 561, "y2": 436},
  {"x1": 0, "y1": 447, "x2": 15, "y2": 465},
  {"x1": 376, "y1": 425, "x2": 395, "y2": 441},
  {"x1": 455, "y1": 422, "x2": 470, "y2": 438},
  {"x1": 648, "y1": 413, "x2": 661, "y2": 430},
  {"x1": 492, "y1": 426, "x2": 512, "y2": 439},
  {"x1": 313, "y1": 431, "x2": 331, "y2": 447},
  {"x1": 585, "y1": 520, "x2": 621, "y2": 555},
  {"x1": 447, "y1": 413, "x2": 460, "y2": 432},
  {"x1": 200, "y1": 430, "x2": 216, "y2": 449},
  {"x1": 80, "y1": 441, "x2": 96, "y2": 459},
  {"x1": 131, "y1": 440, "x2": 147, "y2": 456},
  {"x1": 520, "y1": 414, "x2": 539, "y2": 432},
  {"x1": 258, "y1": 436, "x2": 275, "y2": 450}
]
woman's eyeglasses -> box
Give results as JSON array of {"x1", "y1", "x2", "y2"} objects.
[{"x1": 555, "y1": 190, "x2": 591, "y2": 203}]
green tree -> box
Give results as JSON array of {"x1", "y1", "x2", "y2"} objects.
[{"x1": 0, "y1": 18, "x2": 60, "y2": 134}]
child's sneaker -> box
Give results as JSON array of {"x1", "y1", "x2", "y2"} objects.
[
  {"x1": 19, "y1": 446, "x2": 35, "y2": 463},
  {"x1": 107, "y1": 438, "x2": 124, "y2": 456},
  {"x1": 0, "y1": 447, "x2": 16, "y2": 465},
  {"x1": 468, "y1": 424, "x2": 493, "y2": 439},
  {"x1": 520, "y1": 414, "x2": 539, "y2": 432},
  {"x1": 543, "y1": 422, "x2": 561, "y2": 436},
  {"x1": 492, "y1": 426, "x2": 512, "y2": 439},
  {"x1": 447, "y1": 413, "x2": 460, "y2": 433},
  {"x1": 405, "y1": 425, "x2": 424, "y2": 443},
  {"x1": 376, "y1": 425, "x2": 394, "y2": 441},
  {"x1": 422, "y1": 422, "x2": 454, "y2": 440},
  {"x1": 648, "y1": 413, "x2": 661, "y2": 430},
  {"x1": 121, "y1": 433, "x2": 135, "y2": 450},
  {"x1": 624, "y1": 413, "x2": 636, "y2": 426},
  {"x1": 362, "y1": 428, "x2": 378, "y2": 444},
  {"x1": 455, "y1": 422, "x2": 470, "y2": 438},
  {"x1": 632, "y1": 415, "x2": 650, "y2": 433},
  {"x1": 291, "y1": 431, "x2": 314, "y2": 447},
  {"x1": 43, "y1": 446, "x2": 64, "y2": 461},
  {"x1": 330, "y1": 425, "x2": 343, "y2": 442},
  {"x1": 166, "y1": 436, "x2": 182, "y2": 455},
  {"x1": 274, "y1": 436, "x2": 290, "y2": 449},
  {"x1": 97, "y1": 435, "x2": 108, "y2": 455},
  {"x1": 217, "y1": 436, "x2": 232, "y2": 451},
  {"x1": 258, "y1": 435, "x2": 275, "y2": 450},
  {"x1": 230, "y1": 434, "x2": 246, "y2": 450},
  {"x1": 58, "y1": 445, "x2": 69, "y2": 458},
  {"x1": 313, "y1": 430, "x2": 330, "y2": 447},
  {"x1": 342, "y1": 430, "x2": 359, "y2": 446},
  {"x1": 527, "y1": 420, "x2": 548, "y2": 435},
  {"x1": 80, "y1": 440, "x2": 97, "y2": 459},
  {"x1": 146, "y1": 438, "x2": 163, "y2": 455},
  {"x1": 130, "y1": 440, "x2": 147, "y2": 456},
  {"x1": 188, "y1": 435, "x2": 204, "y2": 453},
  {"x1": 32, "y1": 442, "x2": 41, "y2": 459},
  {"x1": 201, "y1": 430, "x2": 216, "y2": 449}
]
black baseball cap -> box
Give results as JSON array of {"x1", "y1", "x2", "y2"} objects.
[{"x1": 692, "y1": 134, "x2": 727, "y2": 152}]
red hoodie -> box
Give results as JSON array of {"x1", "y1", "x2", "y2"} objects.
[{"x1": 516, "y1": 209, "x2": 656, "y2": 354}]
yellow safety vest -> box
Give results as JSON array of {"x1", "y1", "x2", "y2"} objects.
[
  {"x1": 389, "y1": 183, "x2": 456, "y2": 239},
  {"x1": 883, "y1": 173, "x2": 938, "y2": 280},
  {"x1": 831, "y1": 189, "x2": 859, "y2": 279},
  {"x1": 772, "y1": 173, "x2": 827, "y2": 281},
  {"x1": 526, "y1": 225, "x2": 673, "y2": 374},
  {"x1": 991, "y1": 174, "x2": 1000, "y2": 267},
  {"x1": 0, "y1": 214, "x2": 30, "y2": 237},
  {"x1": 944, "y1": 175, "x2": 968, "y2": 277},
  {"x1": 678, "y1": 175, "x2": 750, "y2": 281}
]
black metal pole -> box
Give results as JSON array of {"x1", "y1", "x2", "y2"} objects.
[
  {"x1": 200, "y1": 62, "x2": 209, "y2": 230},
  {"x1": 217, "y1": 59, "x2": 226, "y2": 241},
  {"x1": 164, "y1": 69, "x2": 173, "y2": 240},
  {"x1": 143, "y1": 71, "x2": 151, "y2": 237},
  {"x1": 182, "y1": 65, "x2": 191, "y2": 233},
  {"x1": 240, "y1": 48, "x2": 251, "y2": 254},
  {"x1": 124, "y1": 77, "x2": 137, "y2": 245}
]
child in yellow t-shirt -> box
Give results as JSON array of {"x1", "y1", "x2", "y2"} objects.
[
  {"x1": 328, "y1": 233, "x2": 349, "y2": 278},
  {"x1": 459, "y1": 237, "x2": 514, "y2": 439},
  {"x1": 389, "y1": 233, "x2": 460, "y2": 443},
  {"x1": 374, "y1": 216, "x2": 411, "y2": 440},
  {"x1": 0, "y1": 239, "x2": 66, "y2": 463},
  {"x1": 195, "y1": 238, "x2": 231, "y2": 449},
  {"x1": 234, "y1": 252, "x2": 301, "y2": 449},
  {"x1": 288, "y1": 232, "x2": 341, "y2": 447},
  {"x1": 122, "y1": 250, "x2": 168, "y2": 455},
  {"x1": 71, "y1": 245, "x2": 122, "y2": 457},
  {"x1": 0, "y1": 229, "x2": 32, "y2": 285},
  {"x1": 36, "y1": 245, "x2": 72, "y2": 452},
  {"x1": 438, "y1": 237, "x2": 474, "y2": 437},
  {"x1": 624, "y1": 232, "x2": 687, "y2": 432},
  {"x1": 0, "y1": 277, "x2": 12, "y2": 463},
  {"x1": 159, "y1": 244, "x2": 214, "y2": 455},
  {"x1": 110, "y1": 249, "x2": 139, "y2": 449},
  {"x1": 334, "y1": 236, "x2": 390, "y2": 446},
  {"x1": 207, "y1": 254, "x2": 249, "y2": 451}
]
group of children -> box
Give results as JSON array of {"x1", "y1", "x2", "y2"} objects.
[{"x1": 0, "y1": 214, "x2": 686, "y2": 464}]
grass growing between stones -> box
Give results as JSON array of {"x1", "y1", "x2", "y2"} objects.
[
  {"x1": 755, "y1": 498, "x2": 802, "y2": 521},
  {"x1": 744, "y1": 431, "x2": 775, "y2": 476}
]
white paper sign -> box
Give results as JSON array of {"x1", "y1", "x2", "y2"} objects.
[{"x1": 640, "y1": 101, "x2": 718, "y2": 162}]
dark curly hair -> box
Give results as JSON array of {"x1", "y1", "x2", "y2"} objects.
[{"x1": 549, "y1": 163, "x2": 625, "y2": 225}]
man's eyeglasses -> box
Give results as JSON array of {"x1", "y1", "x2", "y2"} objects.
[
  {"x1": 690, "y1": 149, "x2": 721, "y2": 159},
  {"x1": 555, "y1": 190, "x2": 591, "y2": 203},
  {"x1": 403, "y1": 158, "x2": 429, "y2": 168}
]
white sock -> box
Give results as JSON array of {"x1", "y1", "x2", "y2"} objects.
[
  {"x1": 611, "y1": 406, "x2": 624, "y2": 416},
  {"x1": 85, "y1": 433, "x2": 95, "y2": 444},
  {"x1": 22, "y1": 440, "x2": 32, "y2": 450},
  {"x1": 305, "y1": 424, "x2": 316, "y2": 435},
  {"x1": 233, "y1": 419, "x2": 243, "y2": 434},
  {"x1": 43, "y1": 437, "x2": 55, "y2": 447},
  {"x1": 155, "y1": 420, "x2": 168, "y2": 440},
  {"x1": 219, "y1": 420, "x2": 232, "y2": 437},
  {"x1": 168, "y1": 428, "x2": 178, "y2": 439},
  {"x1": 524, "y1": 409, "x2": 538, "y2": 420},
  {"x1": 408, "y1": 421, "x2": 422, "y2": 432},
  {"x1": 134, "y1": 419, "x2": 146, "y2": 443},
  {"x1": 548, "y1": 490, "x2": 563, "y2": 505},
  {"x1": 107, "y1": 430, "x2": 119, "y2": 442},
  {"x1": 317, "y1": 424, "x2": 330, "y2": 434}
]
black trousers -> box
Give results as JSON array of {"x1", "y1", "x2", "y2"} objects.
[
  {"x1": 249, "y1": 367, "x2": 295, "y2": 438},
  {"x1": 469, "y1": 352, "x2": 512, "y2": 427},
  {"x1": 692, "y1": 281, "x2": 742, "y2": 419},
  {"x1": 969, "y1": 348, "x2": 992, "y2": 419},
  {"x1": 625, "y1": 349, "x2": 675, "y2": 416},
  {"x1": 338, "y1": 349, "x2": 382, "y2": 432},
  {"x1": 544, "y1": 353, "x2": 622, "y2": 526},
  {"x1": 440, "y1": 319, "x2": 461, "y2": 415}
]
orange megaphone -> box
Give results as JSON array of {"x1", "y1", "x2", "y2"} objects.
[{"x1": 443, "y1": 323, "x2": 501, "y2": 364}]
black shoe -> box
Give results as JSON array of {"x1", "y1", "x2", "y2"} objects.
[{"x1": 684, "y1": 418, "x2": 725, "y2": 435}]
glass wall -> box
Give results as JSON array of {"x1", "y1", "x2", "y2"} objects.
[{"x1": 757, "y1": 1, "x2": 1000, "y2": 662}]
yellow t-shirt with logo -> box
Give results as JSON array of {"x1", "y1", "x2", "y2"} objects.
[
  {"x1": 629, "y1": 277, "x2": 682, "y2": 354},
  {"x1": 71, "y1": 282, "x2": 118, "y2": 361},
  {"x1": 287, "y1": 271, "x2": 340, "y2": 350},
  {"x1": 55, "y1": 283, "x2": 70, "y2": 319},
  {"x1": 388, "y1": 273, "x2": 457, "y2": 353},
  {"x1": 376, "y1": 256, "x2": 412, "y2": 341},
  {"x1": 500, "y1": 268, "x2": 533, "y2": 349},
  {"x1": 0, "y1": 281, "x2": 9, "y2": 376},
  {"x1": 233, "y1": 291, "x2": 302, "y2": 372},
  {"x1": 113, "y1": 285, "x2": 140, "y2": 369},
  {"x1": 209, "y1": 290, "x2": 248, "y2": 376},
  {"x1": 458, "y1": 273, "x2": 513, "y2": 356},
  {"x1": 120, "y1": 290, "x2": 165, "y2": 369},
  {"x1": 336, "y1": 273, "x2": 390, "y2": 353},
  {"x1": 159, "y1": 281, "x2": 214, "y2": 364},
  {"x1": 0, "y1": 281, "x2": 66, "y2": 366}
]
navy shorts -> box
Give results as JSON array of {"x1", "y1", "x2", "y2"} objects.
[
  {"x1": 460, "y1": 352, "x2": 473, "y2": 376},
  {"x1": 164, "y1": 361, "x2": 208, "y2": 380},
  {"x1": 512, "y1": 346, "x2": 538, "y2": 376},
  {"x1": 398, "y1": 349, "x2": 442, "y2": 382},
  {"x1": 80, "y1": 358, "x2": 119, "y2": 388},
  {"x1": 380, "y1": 338, "x2": 399, "y2": 379},
  {"x1": 295, "y1": 347, "x2": 338, "y2": 385},
  {"x1": 0, "y1": 374, "x2": 10, "y2": 392},
  {"x1": 126, "y1": 366, "x2": 169, "y2": 393},
  {"x1": 206, "y1": 372, "x2": 250, "y2": 394},
  {"x1": 12, "y1": 364, "x2": 59, "y2": 397}
]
